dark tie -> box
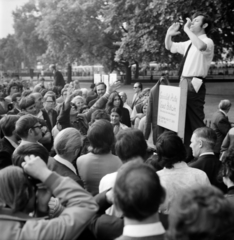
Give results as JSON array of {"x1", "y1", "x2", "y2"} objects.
[{"x1": 178, "y1": 43, "x2": 192, "y2": 78}]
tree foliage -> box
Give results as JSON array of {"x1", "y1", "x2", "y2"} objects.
[
  {"x1": 12, "y1": 0, "x2": 47, "y2": 68},
  {"x1": 0, "y1": 35, "x2": 24, "y2": 72}
]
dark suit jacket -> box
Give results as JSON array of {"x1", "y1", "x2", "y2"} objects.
[
  {"x1": 53, "y1": 70, "x2": 65, "y2": 87},
  {"x1": 48, "y1": 157, "x2": 84, "y2": 188},
  {"x1": 189, "y1": 154, "x2": 226, "y2": 192},
  {"x1": 211, "y1": 110, "x2": 231, "y2": 153},
  {"x1": 88, "y1": 97, "x2": 99, "y2": 108},
  {"x1": 41, "y1": 109, "x2": 57, "y2": 132},
  {"x1": 0, "y1": 137, "x2": 15, "y2": 169}
]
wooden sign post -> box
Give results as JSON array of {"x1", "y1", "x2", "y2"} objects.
[{"x1": 157, "y1": 79, "x2": 188, "y2": 141}]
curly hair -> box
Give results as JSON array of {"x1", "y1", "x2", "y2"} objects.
[{"x1": 105, "y1": 92, "x2": 123, "y2": 114}]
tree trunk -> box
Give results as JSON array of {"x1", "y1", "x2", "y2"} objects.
[
  {"x1": 134, "y1": 61, "x2": 139, "y2": 79},
  {"x1": 67, "y1": 63, "x2": 72, "y2": 83},
  {"x1": 124, "y1": 62, "x2": 132, "y2": 85}
]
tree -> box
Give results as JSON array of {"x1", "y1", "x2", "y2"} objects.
[
  {"x1": 36, "y1": 0, "x2": 119, "y2": 72},
  {"x1": 13, "y1": 0, "x2": 47, "y2": 69},
  {"x1": 0, "y1": 35, "x2": 24, "y2": 72}
]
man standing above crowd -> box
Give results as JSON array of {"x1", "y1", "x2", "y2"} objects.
[
  {"x1": 165, "y1": 12, "x2": 214, "y2": 146},
  {"x1": 50, "y1": 64, "x2": 65, "y2": 96},
  {"x1": 131, "y1": 82, "x2": 142, "y2": 109}
]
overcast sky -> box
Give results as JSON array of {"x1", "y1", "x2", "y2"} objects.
[{"x1": 0, "y1": 0, "x2": 29, "y2": 39}]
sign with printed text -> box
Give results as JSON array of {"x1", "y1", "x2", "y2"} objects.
[{"x1": 157, "y1": 85, "x2": 181, "y2": 132}]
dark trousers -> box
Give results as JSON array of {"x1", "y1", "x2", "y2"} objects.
[{"x1": 181, "y1": 77, "x2": 206, "y2": 156}]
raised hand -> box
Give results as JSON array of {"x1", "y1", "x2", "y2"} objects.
[
  {"x1": 184, "y1": 18, "x2": 192, "y2": 32},
  {"x1": 22, "y1": 155, "x2": 52, "y2": 182},
  {"x1": 167, "y1": 23, "x2": 181, "y2": 36},
  {"x1": 108, "y1": 81, "x2": 122, "y2": 93}
]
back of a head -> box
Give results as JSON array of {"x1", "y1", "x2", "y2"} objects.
[
  {"x1": 167, "y1": 185, "x2": 234, "y2": 240},
  {"x1": 156, "y1": 131, "x2": 186, "y2": 169},
  {"x1": 19, "y1": 96, "x2": 34, "y2": 110},
  {"x1": 0, "y1": 115, "x2": 20, "y2": 137},
  {"x1": 193, "y1": 127, "x2": 217, "y2": 150},
  {"x1": 218, "y1": 99, "x2": 231, "y2": 112},
  {"x1": 12, "y1": 143, "x2": 49, "y2": 167},
  {"x1": 54, "y1": 127, "x2": 83, "y2": 158},
  {"x1": 15, "y1": 115, "x2": 39, "y2": 139},
  {"x1": 115, "y1": 129, "x2": 147, "y2": 162},
  {"x1": 90, "y1": 109, "x2": 110, "y2": 124},
  {"x1": 88, "y1": 119, "x2": 114, "y2": 154},
  {"x1": 114, "y1": 160, "x2": 165, "y2": 221},
  {"x1": 0, "y1": 166, "x2": 34, "y2": 213}
]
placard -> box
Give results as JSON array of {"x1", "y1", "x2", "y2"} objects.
[
  {"x1": 157, "y1": 85, "x2": 181, "y2": 132},
  {"x1": 94, "y1": 74, "x2": 101, "y2": 84},
  {"x1": 109, "y1": 73, "x2": 117, "y2": 85}
]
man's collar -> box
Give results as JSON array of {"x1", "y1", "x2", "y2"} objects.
[
  {"x1": 199, "y1": 152, "x2": 214, "y2": 157},
  {"x1": 123, "y1": 222, "x2": 165, "y2": 237},
  {"x1": 54, "y1": 155, "x2": 77, "y2": 174},
  {"x1": 219, "y1": 109, "x2": 227, "y2": 117}
]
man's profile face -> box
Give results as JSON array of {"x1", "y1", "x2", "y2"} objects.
[
  {"x1": 190, "y1": 133, "x2": 201, "y2": 158},
  {"x1": 96, "y1": 84, "x2": 106, "y2": 97},
  {"x1": 190, "y1": 16, "x2": 205, "y2": 34},
  {"x1": 133, "y1": 84, "x2": 141, "y2": 94},
  {"x1": 119, "y1": 92, "x2": 127, "y2": 103}
]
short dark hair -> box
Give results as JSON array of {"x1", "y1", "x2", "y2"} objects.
[
  {"x1": 135, "y1": 82, "x2": 143, "y2": 91},
  {"x1": 192, "y1": 12, "x2": 212, "y2": 34},
  {"x1": 167, "y1": 185, "x2": 234, "y2": 240},
  {"x1": 221, "y1": 150, "x2": 234, "y2": 183},
  {"x1": 115, "y1": 129, "x2": 148, "y2": 162},
  {"x1": 90, "y1": 109, "x2": 110, "y2": 124},
  {"x1": 15, "y1": 115, "x2": 39, "y2": 138},
  {"x1": 193, "y1": 127, "x2": 217, "y2": 150},
  {"x1": 88, "y1": 119, "x2": 114, "y2": 154},
  {"x1": 156, "y1": 131, "x2": 186, "y2": 169},
  {"x1": 110, "y1": 107, "x2": 122, "y2": 117},
  {"x1": 0, "y1": 115, "x2": 20, "y2": 137},
  {"x1": 44, "y1": 94, "x2": 56, "y2": 102},
  {"x1": 7, "y1": 80, "x2": 19, "y2": 95},
  {"x1": 12, "y1": 143, "x2": 49, "y2": 167},
  {"x1": 114, "y1": 160, "x2": 165, "y2": 221},
  {"x1": 96, "y1": 82, "x2": 106, "y2": 89},
  {"x1": 11, "y1": 93, "x2": 21, "y2": 102},
  {"x1": 19, "y1": 96, "x2": 35, "y2": 110}
]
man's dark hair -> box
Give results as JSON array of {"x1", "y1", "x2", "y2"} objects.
[
  {"x1": 0, "y1": 115, "x2": 20, "y2": 137},
  {"x1": 90, "y1": 109, "x2": 110, "y2": 124},
  {"x1": 19, "y1": 96, "x2": 35, "y2": 110},
  {"x1": 193, "y1": 127, "x2": 217, "y2": 150},
  {"x1": 12, "y1": 143, "x2": 49, "y2": 168},
  {"x1": 115, "y1": 129, "x2": 148, "y2": 162},
  {"x1": 88, "y1": 119, "x2": 114, "y2": 154},
  {"x1": 192, "y1": 12, "x2": 212, "y2": 34},
  {"x1": 156, "y1": 131, "x2": 186, "y2": 169},
  {"x1": 7, "y1": 80, "x2": 19, "y2": 95},
  {"x1": 15, "y1": 115, "x2": 39, "y2": 139},
  {"x1": 135, "y1": 82, "x2": 143, "y2": 91},
  {"x1": 96, "y1": 82, "x2": 106, "y2": 89},
  {"x1": 114, "y1": 160, "x2": 165, "y2": 221},
  {"x1": 44, "y1": 94, "x2": 56, "y2": 102}
]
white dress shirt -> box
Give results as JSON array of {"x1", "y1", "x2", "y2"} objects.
[
  {"x1": 171, "y1": 34, "x2": 214, "y2": 77},
  {"x1": 123, "y1": 222, "x2": 165, "y2": 237}
]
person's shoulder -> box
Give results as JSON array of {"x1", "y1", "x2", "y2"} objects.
[{"x1": 99, "y1": 171, "x2": 118, "y2": 191}]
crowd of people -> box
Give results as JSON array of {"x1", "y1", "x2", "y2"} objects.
[
  {"x1": 0, "y1": 11, "x2": 234, "y2": 240},
  {"x1": 0, "y1": 72, "x2": 233, "y2": 240}
]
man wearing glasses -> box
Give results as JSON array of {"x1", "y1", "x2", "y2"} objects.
[
  {"x1": 132, "y1": 82, "x2": 143, "y2": 109},
  {"x1": 14, "y1": 115, "x2": 45, "y2": 148}
]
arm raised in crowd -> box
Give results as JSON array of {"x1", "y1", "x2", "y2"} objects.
[{"x1": 21, "y1": 155, "x2": 98, "y2": 240}]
